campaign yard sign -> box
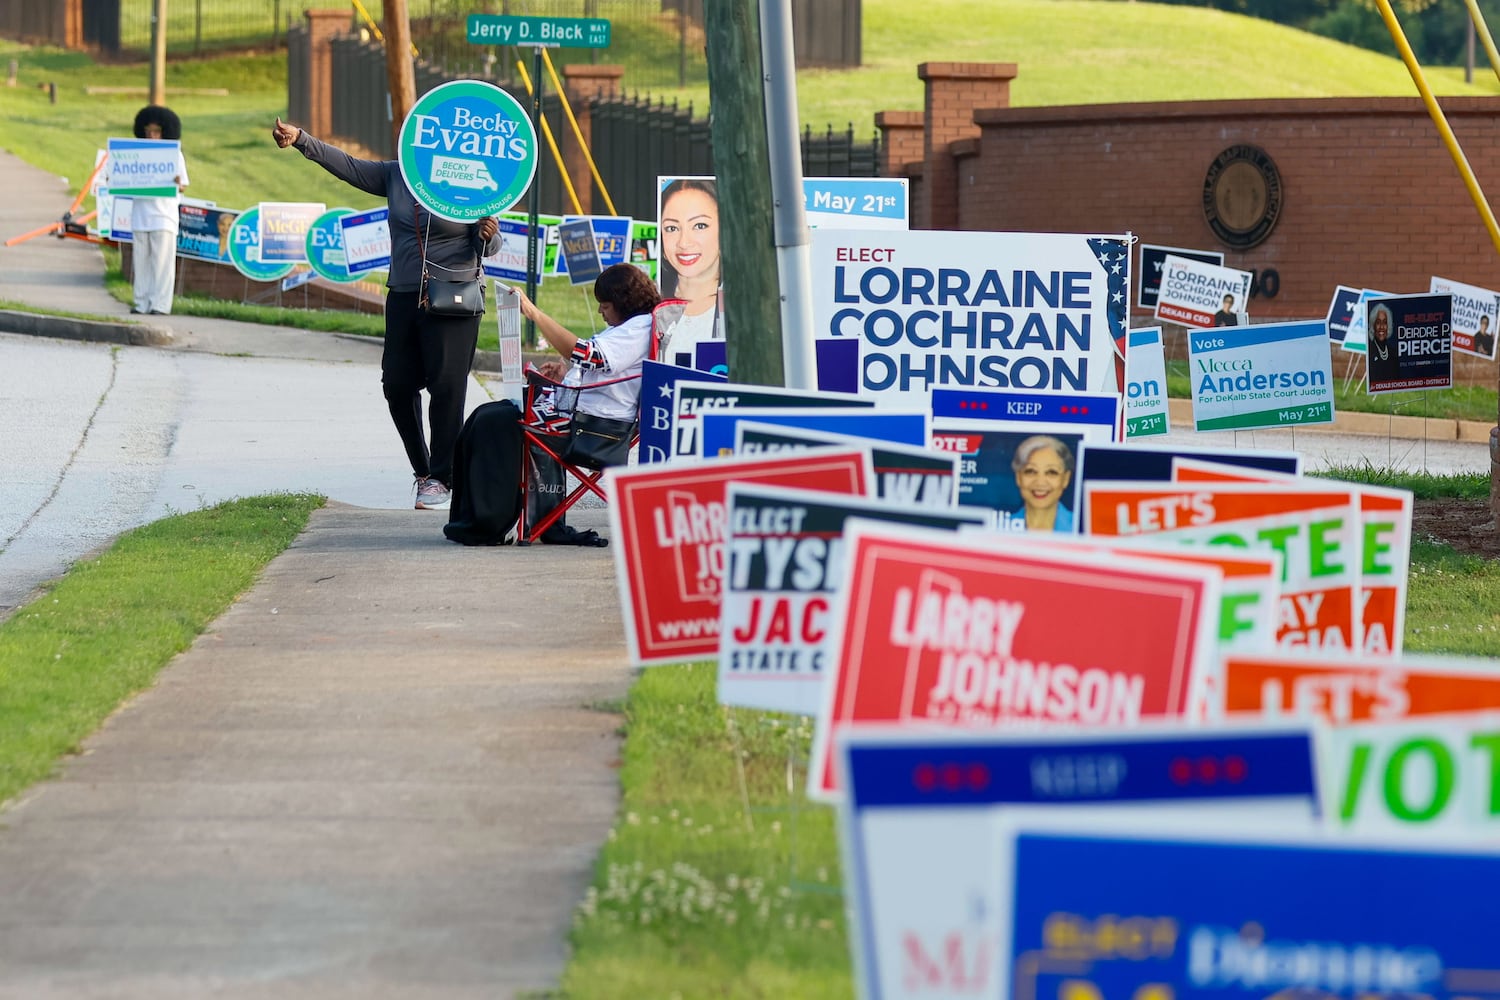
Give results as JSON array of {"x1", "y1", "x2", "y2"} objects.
[
  {"x1": 552, "y1": 215, "x2": 632, "y2": 277},
  {"x1": 810, "y1": 229, "x2": 1129, "y2": 406},
  {"x1": 637, "y1": 361, "x2": 726, "y2": 464},
  {"x1": 838, "y1": 726, "x2": 1322, "y2": 1000},
  {"x1": 929, "y1": 386, "x2": 1120, "y2": 439},
  {"x1": 809, "y1": 521, "x2": 1220, "y2": 799},
  {"x1": 1222, "y1": 652, "x2": 1500, "y2": 723},
  {"x1": 105, "y1": 137, "x2": 180, "y2": 197},
  {"x1": 997, "y1": 821, "x2": 1500, "y2": 1000},
  {"x1": 670, "y1": 382, "x2": 872, "y2": 460},
  {"x1": 1153, "y1": 254, "x2": 1251, "y2": 329},
  {"x1": 1340, "y1": 287, "x2": 1391, "y2": 355},
  {"x1": 481, "y1": 217, "x2": 535, "y2": 282},
  {"x1": 1124, "y1": 327, "x2": 1171, "y2": 437},
  {"x1": 339, "y1": 207, "x2": 391, "y2": 274},
  {"x1": 1321, "y1": 713, "x2": 1500, "y2": 837},
  {"x1": 735, "y1": 423, "x2": 961, "y2": 508},
  {"x1": 1084, "y1": 482, "x2": 1362, "y2": 653},
  {"x1": 1359, "y1": 485, "x2": 1413, "y2": 657},
  {"x1": 719, "y1": 485, "x2": 988, "y2": 715},
  {"x1": 1077, "y1": 442, "x2": 1301, "y2": 495},
  {"x1": 176, "y1": 202, "x2": 238, "y2": 265},
  {"x1": 696, "y1": 407, "x2": 928, "y2": 459},
  {"x1": 1136, "y1": 244, "x2": 1223, "y2": 311},
  {"x1": 303, "y1": 207, "x2": 361, "y2": 283},
  {"x1": 1188, "y1": 320, "x2": 1334, "y2": 431},
  {"x1": 557, "y1": 217, "x2": 602, "y2": 286},
  {"x1": 1325, "y1": 284, "x2": 1362, "y2": 345},
  {"x1": 1366, "y1": 293, "x2": 1454, "y2": 393},
  {"x1": 607, "y1": 450, "x2": 871, "y2": 667},
  {"x1": 226, "y1": 206, "x2": 294, "y2": 282},
  {"x1": 802, "y1": 177, "x2": 909, "y2": 230},
  {"x1": 256, "y1": 202, "x2": 325, "y2": 264},
  {"x1": 1430, "y1": 275, "x2": 1499, "y2": 360},
  {"x1": 397, "y1": 80, "x2": 537, "y2": 222}
]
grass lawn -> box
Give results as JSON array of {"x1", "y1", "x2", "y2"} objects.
[{"x1": 0, "y1": 493, "x2": 323, "y2": 808}]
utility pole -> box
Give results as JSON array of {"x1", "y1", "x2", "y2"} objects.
[
  {"x1": 384, "y1": 0, "x2": 416, "y2": 152},
  {"x1": 149, "y1": 0, "x2": 167, "y2": 105},
  {"x1": 702, "y1": 0, "x2": 784, "y2": 387}
]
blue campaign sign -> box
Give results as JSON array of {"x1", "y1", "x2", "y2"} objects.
[
  {"x1": 1077, "y1": 441, "x2": 1301, "y2": 490},
  {"x1": 338, "y1": 207, "x2": 391, "y2": 274},
  {"x1": 557, "y1": 217, "x2": 602, "y2": 286},
  {"x1": 690, "y1": 338, "x2": 862, "y2": 392},
  {"x1": 931, "y1": 387, "x2": 1119, "y2": 434},
  {"x1": 397, "y1": 79, "x2": 538, "y2": 223},
  {"x1": 637, "y1": 360, "x2": 726, "y2": 464},
  {"x1": 304, "y1": 207, "x2": 361, "y2": 283},
  {"x1": 698, "y1": 408, "x2": 927, "y2": 459},
  {"x1": 1004, "y1": 828, "x2": 1500, "y2": 1000},
  {"x1": 554, "y1": 215, "x2": 632, "y2": 276},
  {"x1": 803, "y1": 177, "x2": 909, "y2": 230},
  {"x1": 1326, "y1": 283, "x2": 1362, "y2": 344},
  {"x1": 839, "y1": 727, "x2": 1323, "y2": 1000}
]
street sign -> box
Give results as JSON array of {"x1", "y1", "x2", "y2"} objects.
[{"x1": 466, "y1": 14, "x2": 611, "y2": 49}]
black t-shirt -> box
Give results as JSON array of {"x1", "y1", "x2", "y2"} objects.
[{"x1": 1212, "y1": 310, "x2": 1239, "y2": 327}]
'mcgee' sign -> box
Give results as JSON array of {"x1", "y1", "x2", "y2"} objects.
[
  {"x1": 398, "y1": 80, "x2": 537, "y2": 223},
  {"x1": 811, "y1": 229, "x2": 1127, "y2": 407}
]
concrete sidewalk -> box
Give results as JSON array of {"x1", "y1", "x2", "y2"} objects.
[
  {"x1": 0, "y1": 145, "x2": 631, "y2": 997},
  {"x1": 0, "y1": 504, "x2": 629, "y2": 998}
]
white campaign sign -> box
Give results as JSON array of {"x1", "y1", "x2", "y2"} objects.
[
  {"x1": 810, "y1": 229, "x2": 1127, "y2": 407},
  {"x1": 1124, "y1": 326, "x2": 1170, "y2": 438},
  {"x1": 1154, "y1": 254, "x2": 1251, "y2": 329},
  {"x1": 1188, "y1": 320, "x2": 1335, "y2": 432},
  {"x1": 1429, "y1": 274, "x2": 1499, "y2": 360}
]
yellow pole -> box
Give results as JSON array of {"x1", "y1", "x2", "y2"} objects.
[
  {"x1": 1374, "y1": 0, "x2": 1500, "y2": 259},
  {"x1": 516, "y1": 60, "x2": 584, "y2": 215},
  {"x1": 540, "y1": 49, "x2": 619, "y2": 217},
  {"x1": 1461, "y1": 0, "x2": 1500, "y2": 86},
  {"x1": 350, "y1": 0, "x2": 417, "y2": 56}
]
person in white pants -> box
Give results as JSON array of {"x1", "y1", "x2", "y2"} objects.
[{"x1": 126, "y1": 105, "x2": 188, "y2": 315}]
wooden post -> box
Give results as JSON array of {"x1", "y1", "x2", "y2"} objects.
[
  {"x1": 149, "y1": 0, "x2": 167, "y2": 105},
  {"x1": 383, "y1": 0, "x2": 416, "y2": 152},
  {"x1": 702, "y1": 0, "x2": 783, "y2": 386}
]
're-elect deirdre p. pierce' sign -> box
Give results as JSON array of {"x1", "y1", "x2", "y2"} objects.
[{"x1": 398, "y1": 80, "x2": 537, "y2": 223}]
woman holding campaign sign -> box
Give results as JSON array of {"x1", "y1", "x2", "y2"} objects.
[
  {"x1": 123, "y1": 105, "x2": 188, "y2": 315},
  {"x1": 271, "y1": 116, "x2": 501, "y2": 512},
  {"x1": 656, "y1": 177, "x2": 723, "y2": 368}
]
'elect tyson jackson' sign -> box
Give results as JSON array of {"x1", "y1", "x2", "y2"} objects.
[{"x1": 397, "y1": 80, "x2": 537, "y2": 223}]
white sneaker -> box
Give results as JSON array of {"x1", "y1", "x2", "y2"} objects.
[{"x1": 414, "y1": 477, "x2": 451, "y2": 510}]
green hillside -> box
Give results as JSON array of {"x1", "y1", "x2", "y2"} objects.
[{"x1": 690, "y1": 0, "x2": 1500, "y2": 127}]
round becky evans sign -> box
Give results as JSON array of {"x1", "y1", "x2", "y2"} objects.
[{"x1": 397, "y1": 80, "x2": 537, "y2": 223}]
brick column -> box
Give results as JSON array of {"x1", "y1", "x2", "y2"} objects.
[
  {"x1": 875, "y1": 110, "x2": 925, "y2": 178},
  {"x1": 303, "y1": 9, "x2": 349, "y2": 140},
  {"x1": 917, "y1": 62, "x2": 1016, "y2": 229},
  {"x1": 561, "y1": 64, "x2": 625, "y2": 216}
]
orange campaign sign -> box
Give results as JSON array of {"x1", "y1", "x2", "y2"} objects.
[
  {"x1": 1084, "y1": 481, "x2": 1362, "y2": 654},
  {"x1": 608, "y1": 449, "x2": 872, "y2": 667},
  {"x1": 808, "y1": 521, "x2": 1220, "y2": 799},
  {"x1": 1223, "y1": 652, "x2": 1500, "y2": 722}
]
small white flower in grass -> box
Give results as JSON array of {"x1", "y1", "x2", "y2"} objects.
[
  {"x1": 818, "y1": 919, "x2": 833, "y2": 931},
  {"x1": 682, "y1": 816, "x2": 693, "y2": 827},
  {"x1": 771, "y1": 821, "x2": 782, "y2": 834},
  {"x1": 626, "y1": 812, "x2": 640, "y2": 825},
  {"x1": 817, "y1": 866, "x2": 829, "y2": 882}
]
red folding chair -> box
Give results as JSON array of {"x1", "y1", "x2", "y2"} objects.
[{"x1": 513, "y1": 300, "x2": 682, "y2": 545}]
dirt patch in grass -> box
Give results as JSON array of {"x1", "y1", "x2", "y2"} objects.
[{"x1": 1414, "y1": 497, "x2": 1500, "y2": 559}]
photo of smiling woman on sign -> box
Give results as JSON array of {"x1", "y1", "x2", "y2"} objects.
[{"x1": 656, "y1": 176, "x2": 723, "y2": 368}]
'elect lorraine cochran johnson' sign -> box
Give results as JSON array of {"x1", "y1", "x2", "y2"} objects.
[
  {"x1": 397, "y1": 80, "x2": 538, "y2": 223},
  {"x1": 810, "y1": 229, "x2": 1128, "y2": 407}
]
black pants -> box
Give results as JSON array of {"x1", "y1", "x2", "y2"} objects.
[{"x1": 383, "y1": 289, "x2": 481, "y2": 487}]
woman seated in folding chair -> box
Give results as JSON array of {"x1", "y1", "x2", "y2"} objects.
[{"x1": 509, "y1": 263, "x2": 661, "y2": 545}]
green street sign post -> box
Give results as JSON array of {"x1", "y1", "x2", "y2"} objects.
[
  {"x1": 466, "y1": 15, "x2": 611, "y2": 49},
  {"x1": 467, "y1": 13, "x2": 611, "y2": 343}
]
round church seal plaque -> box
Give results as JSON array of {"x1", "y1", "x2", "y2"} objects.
[{"x1": 1202, "y1": 145, "x2": 1282, "y2": 250}]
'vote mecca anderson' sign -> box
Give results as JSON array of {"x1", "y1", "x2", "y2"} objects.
[
  {"x1": 397, "y1": 80, "x2": 537, "y2": 223},
  {"x1": 810, "y1": 229, "x2": 1129, "y2": 406}
]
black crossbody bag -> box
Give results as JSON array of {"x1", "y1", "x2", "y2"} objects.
[{"x1": 415, "y1": 210, "x2": 485, "y2": 317}]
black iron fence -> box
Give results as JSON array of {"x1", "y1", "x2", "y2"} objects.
[{"x1": 302, "y1": 26, "x2": 879, "y2": 220}]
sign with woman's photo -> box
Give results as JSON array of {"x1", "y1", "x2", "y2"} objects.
[
  {"x1": 1428, "y1": 275, "x2": 1498, "y2": 360},
  {"x1": 931, "y1": 422, "x2": 1109, "y2": 534},
  {"x1": 1365, "y1": 293, "x2": 1454, "y2": 394},
  {"x1": 176, "y1": 202, "x2": 239, "y2": 264}
]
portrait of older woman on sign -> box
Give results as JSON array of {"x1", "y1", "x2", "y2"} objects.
[
  {"x1": 1007, "y1": 434, "x2": 1077, "y2": 533},
  {"x1": 656, "y1": 176, "x2": 723, "y2": 368}
]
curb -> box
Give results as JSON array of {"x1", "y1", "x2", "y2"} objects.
[
  {"x1": 0, "y1": 309, "x2": 172, "y2": 347},
  {"x1": 1166, "y1": 397, "x2": 1496, "y2": 441}
]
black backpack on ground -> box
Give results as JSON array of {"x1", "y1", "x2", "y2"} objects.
[{"x1": 443, "y1": 400, "x2": 524, "y2": 546}]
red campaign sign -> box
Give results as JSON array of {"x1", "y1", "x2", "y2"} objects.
[
  {"x1": 809, "y1": 522, "x2": 1217, "y2": 799},
  {"x1": 608, "y1": 449, "x2": 871, "y2": 666},
  {"x1": 1224, "y1": 653, "x2": 1500, "y2": 722}
]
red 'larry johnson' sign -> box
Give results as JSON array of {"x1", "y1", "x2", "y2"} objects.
[{"x1": 810, "y1": 521, "x2": 1220, "y2": 798}]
